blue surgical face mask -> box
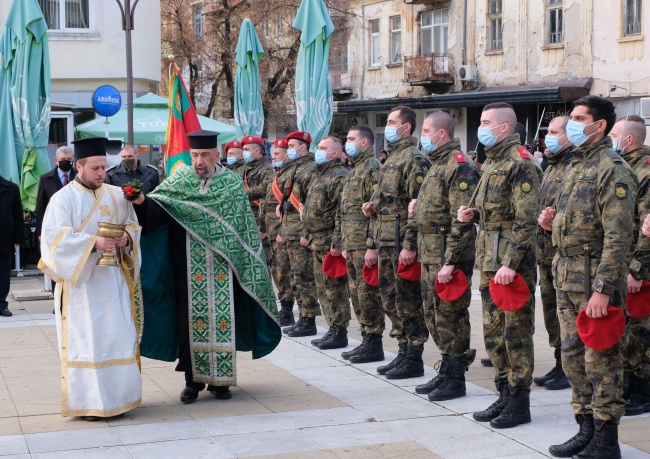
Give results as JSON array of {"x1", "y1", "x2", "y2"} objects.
[
  {"x1": 566, "y1": 120, "x2": 598, "y2": 147},
  {"x1": 420, "y1": 129, "x2": 443, "y2": 153},
  {"x1": 384, "y1": 123, "x2": 405, "y2": 144},
  {"x1": 243, "y1": 151, "x2": 254, "y2": 163},
  {"x1": 477, "y1": 124, "x2": 504, "y2": 148},
  {"x1": 315, "y1": 150, "x2": 333, "y2": 165},
  {"x1": 345, "y1": 140, "x2": 362, "y2": 157},
  {"x1": 226, "y1": 157, "x2": 238, "y2": 166},
  {"x1": 612, "y1": 136, "x2": 629, "y2": 155},
  {"x1": 274, "y1": 160, "x2": 284, "y2": 168},
  {"x1": 287, "y1": 148, "x2": 300, "y2": 161},
  {"x1": 544, "y1": 134, "x2": 569, "y2": 155}
]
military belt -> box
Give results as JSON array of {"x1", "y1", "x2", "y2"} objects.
[
  {"x1": 378, "y1": 212, "x2": 408, "y2": 222},
  {"x1": 480, "y1": 221, "x2": 514, "y2": 231},
  {"x1": 310, "y1": 229, "x2": 334, "y2": 238},
  {"x1": 285, "y1": 214, "x2": 301, "y2": 222},
  {"x1": 558, "y1": 240, "x2": 604, "y2": 300},
  {"x1": 341, "y1": 213, "x2": 368, "y2": 222},
  {"x1": 418, "y1": 224, "x2": 451, "y2": 235},
  {"x1": 480, "y1": 221, "x2": 514, "y2": 270}
]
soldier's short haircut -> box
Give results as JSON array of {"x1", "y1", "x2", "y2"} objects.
[
  {"x1": 515, "y1": 122, "x2": 527, "y2": 145},
  {"x1": 323, "y1": 136, "x2": 343, "y2": 151},
  {"x1": 482, "y1": 102, "x2": 516, "y2": 135},
  {"x1": 390, "y1": 105, "x2": 417, "y2": 134},
  {"x1": 121, "y1": 144, "x2": 136, "y2": 155},
  {"x1": 573, "y1": 95, "x2": 616, "y2": 135},
  {"x1": 350, "y1": 125, "x2": 375, "y2": 146},
  {"x1": 425, "y1": 111, "x2": 455, "y2": 138},
  {"x1": 549, "y1": 115, "x2": 570, "y2": 133},
  {"x1": 55, "y1": 146, "x2": 74, "y2": 158},
  {"x1": 616, "y1": 115, "x2": 647, "y2": 144}
]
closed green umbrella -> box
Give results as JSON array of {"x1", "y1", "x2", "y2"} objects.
[
  {"x1": 234, "y1": 19, "x2": 264, "y2": 139},
  {"x1": 293, "y1": 0, "x2": 335, "y2": 151},
  {"x1": 0, "y1": 0, "x2": 52, "y2": 210}
]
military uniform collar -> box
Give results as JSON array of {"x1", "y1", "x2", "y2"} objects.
[
  {"x1": 547, "y1": 145, "x2": 574, "y2": 166},
  {"x1": 315, "y1": 158, "x2": 341, "y2": 173},
  {"x1": 427, "y1": 139, "x2": 461, "y2": 161},
  {"x1": 484, "y1": 135, "x2": 520, "y2": 160},
  {"x1": 386, "y1": 136, "x2": 417, "y2": 153},
  {"x1": 623, "y1": 145, "x2": 650, "y2": 167},
  {"x1": 294, "y1": 152, "x2": 315, "y2": 166},
  {"x1": 246, "y1": 156, "x2": 267, "y2": 169},
  {"x1": 349, "y1": 148, "x2": 375, "y2": 167},
  {"x1": 573, "y1": 136, "x2": 612, "y2": 160},
  {"x1": 227, "y1": 159, "x2": 244, "y2": 170}
]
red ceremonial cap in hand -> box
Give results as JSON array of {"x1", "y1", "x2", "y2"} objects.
[
  {"x1": 363, "y1": 263, "x2": 379, "y2": 287},
  {"x1": 576, "y1": 306, "x2": 626, "y2": 350},
  {"x1": 435, "y1": 269, "x2": 469, "y2": 302},
  {"x1": 397, "y1": 260, "x2": 421, "y2": 282},
  {"x1": 488, "y1": 273, "x2": 530, "y2": 311},
  {"x1": 322, "y1": 253, "x2": 347, "y2": 279},
  {"x1": 626, "y1": 280, "x2": 650, "y2": 319}
]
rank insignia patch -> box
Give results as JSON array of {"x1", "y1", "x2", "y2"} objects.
[
  {"x1": 521, "y1": 181, "x2": 532, "y2": 193},
  {"x1": 459, "y1": 181, "x2": 468, "y2": 191},
  {"x1": 415, "y1": 174, "x2": 424, "y2": 185},
  {"x1": 615, "y1": 183, "x2": 628, "y2": 199}
]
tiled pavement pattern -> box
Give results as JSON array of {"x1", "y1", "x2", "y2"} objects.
[{"x1": 1, "y1": 276, "x2": 649, "y2": 458}]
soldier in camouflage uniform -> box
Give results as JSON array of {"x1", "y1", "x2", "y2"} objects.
[
  {"x1": 265, "y1": 138, "x2": 296, "y2": 327},
  {"x1": 303, "y1": 137, "x2": 350, "y2": 349},
  {"x1": 340, "y1": 125, "x2": 385, "y2": 363},
  {"x1": 533, "y1": 116, "x2": 573, "y2": 391},
  {"x1": 224, "y1": 141, "x2": 246, "y2": 179},
  {"x1": 610, "y1": 115, "x2": 650, "y2": 417},
  {"x1": 278, "y1": 131, "x2": 320, "y2": 337},
  {"x1": 410, "y1": 111, "x2": 479, "y2": 401},
  {"x1": 540, "y1": 96, "x2": 637, "y2": 459},
  {"x1": 362, "y1": 106, "x2": 431, "y2": 380},
  {"x1": 458, "y1": 103, "x2": 541, "y2": 429}
]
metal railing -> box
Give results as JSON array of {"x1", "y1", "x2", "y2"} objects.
[{"x1": 404, "y1": 53, "x2": 452, "y2": 82}]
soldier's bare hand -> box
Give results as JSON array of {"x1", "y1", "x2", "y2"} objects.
[
  {"x1": 408, "y1": 199, "x2": 417, "y2": 215},
  {"x1": 399, "y1": 249, "x2": 417, "y2": 266},
  {"x1": 341, "y1": 250, "x2": 347, "y2": 259},
  {"x1": 276, "y1": 234, "x2": 285, "y2": 244},
  {"x1": 115, "y1": 233, "x2": 128, "y2": 248},
  {"x1": 643, "y1": 214, "x2": 650, "y2": 237},
  {"x1": 96, "y1": 236, "x2": 116, "y2": 252},
  {"x1": 494, "y1": 265, "x2": 516, "y2": 285},
  {"x1": 628, "y1": 274, "x2": 643, "y2": 294},
  {"x1": 538, "y1": 207, "x2": 556, "y2": 231},
  {"x1": 132, "y1": 194, "x2": 145, "y2": 205},
  {"x1": 457, "y1": 206, "x2": 474, "y2": 223},
  {"x1": 300, "y1": 236, "x2": 309, "y2": 247},
  {"x1": 586, "y1": 291, "x2": 610, "y2": 318},
  {"x1": 276, "y1": 204, "x2": 282, "y2": 219},
  {"x1": 362, "y1": 202, "x2": 376, "y2": 217},
  {"x1": 260, "y1": 232, "x2": 266, "y2": 240},
  {"x1": 330, "y1": 248, "x2": 342, "y2": 257},
  {"x1": 437, "y1": 264, "x2": 455, "y2": 284},
  {"x1": 365, "y1": 249, "x2": 378, "y2": 268}
]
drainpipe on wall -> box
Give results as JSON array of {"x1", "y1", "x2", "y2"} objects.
[
  {"x1": 462, "y1": 0, "x2": 467, "y2": 65},
  {"x1": 360, "y1": 3, "x2": 365, "y2": 101}
]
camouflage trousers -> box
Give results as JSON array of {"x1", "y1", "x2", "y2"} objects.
[
  {"x1": 313, "y1": 248, "x2": 351, "y2": 328},
  {"x1": 378, "y1": 246, "x2": 428, "y2": 348},
  {"x1": 624, "y1": 315, "x2": 650, "y2": 379},
  {"x1": 422, "y1": 260, "x2": 476, "y2": 367},
  {"x1": 557, "y1": 289, "x2": 626, "y2": 422},
  {"x1": 539, "y1": 263, "x2": 561, "y2": 349},
  {"x1": 346, "y1": 249, "x2": 384, "y2": 335},
  {"x1": 270, "y1": 239, "x2": 295, "y2": 304},
  {"x1": 479, "y1": 269, "x2": 535, "y2": 388},
  {"x1": 286, "y1": 241, "x2": 320, "y2": 317}
]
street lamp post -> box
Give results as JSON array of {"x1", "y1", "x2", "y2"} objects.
[{"x1": 115, "y1": 0, "x2": 140, "y2": 146}]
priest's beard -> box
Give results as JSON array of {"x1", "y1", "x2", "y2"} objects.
[{"x1": 78, "y1": 173, "x2": 103, "y2": 190}]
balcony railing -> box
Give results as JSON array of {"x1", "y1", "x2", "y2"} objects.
[
  {"x1": 330, "y1": 71, "x2": 352, "y2": 92},
  {"x1": 404, "y1": 53, "x2": 453, "y2": 84}
]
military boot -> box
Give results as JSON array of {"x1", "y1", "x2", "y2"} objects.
[
  {"x1": 545, "y1": 348, "x2": 570, "y2": 390},
  {"x1": 573, "y1": 420, "x2": 621, "y2": 459},
  {"x1": 473, "y1": 377, "x2": 509, "y2": 422},
  {"x1": 415, "y1": 355, "x2": 450, "y2": 394},
  {"x1": 385, "y1": 345, "x2": 424, "y2": 380},
  {"x1": 377, "y1": 342, "x2": 407, "y2": 375},
  {"x1": 480, "y1": 357, "x2": 493, "y2": 367},
  {"x1": 279, "y1": 301, "x2": 295, "y2": 327},
  {"x1": 428, "y1": 357, "x2": 467, "y2": 401},
  {"x1": 342, "y1": 333, "x2": 367, "y2": 360},
  {"x1": 534, "y1": 348, "x2": 562, "y2": 386},
  {"x1": 490, "y1": 385, "x2": 531, "y2": 429},
  {"x1": 549, "y1": 414, "x2": 595, "y2": 457},
  {"x1": 625, "y1": 375, "x2": 650, "y2": 416},
  {"x1": 287, "y1": 316, "x2": 317, "y2": 337},
  {"x1": 349, "y1": 334, "x2": 384, "y2": 363},
  {"x1": 312, "y1": 327, "x2": 334, "y2": 346},
  {"x1": 316, "y1": 326, "x2": 348, "y2": 349}
]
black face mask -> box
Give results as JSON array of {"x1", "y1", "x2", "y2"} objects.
[
  {"x1": 122, "y1": 158, "x2": 137, "y2": 169},
  {"x1": 58, "y1": 160, "x2": 73, "y2": 172}
]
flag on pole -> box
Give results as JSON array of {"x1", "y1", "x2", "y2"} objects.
[{"x1": 165, "y1": 62, "x2": 201, "y2": 175}]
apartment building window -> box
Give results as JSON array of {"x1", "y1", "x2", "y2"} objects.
[
  {"x1": 193, "y1": 4, "x2": 203, "y2": 38},
  {"x1": 487, "y1": 0, "x2": 503, "y2": 51},
  {"x1": 276, "y1": 13, "x2": 284, "y2": 35},
  {"x1": 262, "y1": 17, "x2": 270, "y2": 37},
  {"x1": 330, "y1": 29, "x2": 349, "y2": 73},
  {"x1": 389, "y1": 15, "x2": 402, "y2": 63},
  {"x1": 370, "y1": 19, "x2": 381, "y2": 67},
  {"x1": 546, "y1": 0, "x2": 563, "y2": 44},
  {"x1": 624, "y1": 0, "x2": 642, "y2": 36},
  {"x1": 38, "y1": 0, "x2": 90, "y2": 30},
  {"x1": 421, "y1": 9, "x2": 448, "y2": 54}
]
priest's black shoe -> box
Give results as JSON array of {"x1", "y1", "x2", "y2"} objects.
[
  {"x1": 489, "y1": 384, "x2": 531, "y2": 429},
  {"x1": 473, "y1": 377, "x2": 509, "y2": 422},
  {"x1": 208, "y1": 385, "x2": 232, "y2": 400},
  {"x1": 385, "y1": 345, "x2": 424, "y2": 380},
  {"x1": 311, "y1": 328, "x2": 334, "y2": 346},
  {"x1": 279, "y1": 301, "x2": 295, "y2": 327},
  {"x1": 316, "y1": 326, "x2": 348, "y2": 349},
  {"x1": 286, "y1": 316, "x2": 316, "y2": 337},
  {"x1": 377, "y1": 342, "x2": 407, "y2": 375},
  {"x1": 415, "y1": 355, "x2": 450, "y2": 394},
  {"x1": 480, "y1": 357, "x2": 493, "y2": 367},
  {"x1": 342, "y1": 333, "x2": 367, "y2": 360},
  {"x1": 573, "y1": 419, "x2": 621, "y2": 459},
  {"x1": 0, "y1": 307, "x2": 12, "y2": 317},
  {"x1": 549, "y1": 414, "x2": 594, "y2": 457},
  {"x1": 349, "y1": 334, "x2": 384, "y2": 364},
  {"x1": 180, "y1": 386, "x2": 201, "y2": 404},
  {"x1": 81, "y1": 416, "x2": 100, "y2": 422},
  {"x1": 428, "y1": 357, "x2": 467, "y2": 401}
]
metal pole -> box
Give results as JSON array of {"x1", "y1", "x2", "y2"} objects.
[{"x1": 115, "y1": 0, "x2": 139, "y2": 146}]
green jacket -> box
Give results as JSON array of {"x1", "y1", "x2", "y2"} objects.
[
  {"x1": 280, "y1": 153, "x2": 315, "y2": 241},
  {"x1": 624, "y1": 146, "x2": 650, "y2": 281}
]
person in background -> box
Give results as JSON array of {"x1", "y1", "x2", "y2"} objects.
[
  {"x1": 105, "y1": 144, "x2": 160, "y2": 194},
  {"x1": 0, "y1": 172, "x2": 23, "y2": 317}
]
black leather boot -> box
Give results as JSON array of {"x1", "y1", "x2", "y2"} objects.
[
  {"x1": 316, "y1": 326, "x2": 348, "y2": 349},
  {"x1": 473, "y1": 377, "x2": 509, "y2": 422},
  {"x1": 480, "y1": 357, "x2": 493, "y2": 367},
  {"x1": 311, "y1": 327, "x2": 334, "y2": 346},
  {"x1": 490, "y1": 384, "x2": 531, "y2": 428},
  {"x1": 349, "y1": 334, "x2": 384, "y2": 363},
  {"x1": 342, "y1": 333, "x2": 367, "y2": 360},
  {"x1": 415, "y1": 355, "x2": 450, "y2": 394},
  {"x1": 573, "y1": 420, "x2": 621, "y2": 459},
  {"x1": 287, "y1": 316, "x2": 317, "y2": 337},
  {"x1": 428, "y1": 357, "x2": 467, "y2": 401},
  {"x1": 534, "y1": 347, "x2": 562, "y2": 386},
  {"x1": 545, "y1": 348, "x2": 570, "y2": 390},
  {"x1": 279, "y1": 301, "x2": 295, "y2": 327},
  {"x1": 377, "y1": 342, "x2": 407, "y2": 375},
  {"x1": 625, "y1": 375, "x2": 650, "y2": 416},
  {"x1": 282, "y1": 316, "x2": 301, "y2": 334},
  {"x1": 385, "y1": 345, "x2": 424, "y2": 380},
  {"x1": 549, "y1": 414, "x2": 595, "y2": 457}
]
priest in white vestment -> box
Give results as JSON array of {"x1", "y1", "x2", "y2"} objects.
[{"x1": 39, "y1": 137, "x2": 143, "y2": 421}]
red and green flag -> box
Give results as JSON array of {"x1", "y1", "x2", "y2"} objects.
[{"x1": 165, "y1": 62, "x2": 201, "y2": 175}]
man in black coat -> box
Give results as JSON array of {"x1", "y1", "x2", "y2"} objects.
[
  {"x1": 35, "y1": 146, "x2": 76, "y2": 237},
  {"x1": 105, "y1": 144, "x2": 160, "y2": 193},
  {"x1": 0, "y1": 174, "x2": 23, "y2": 317}
]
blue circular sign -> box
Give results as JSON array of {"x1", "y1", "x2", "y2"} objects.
[{"x1": 92, "y1": 85, "x2": 122, "y2": 117}]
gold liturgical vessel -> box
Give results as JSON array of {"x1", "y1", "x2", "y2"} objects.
[{"x1": 96, "y1": 222, "x2": 126, "y2": 267}]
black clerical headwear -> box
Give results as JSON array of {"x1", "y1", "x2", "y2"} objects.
[
  {"x1": 72, "y1": 137, "x2": 107, "y2": 160},
  {"x1": 187, "y1": 130, "x2": 220, "y2": 149}
]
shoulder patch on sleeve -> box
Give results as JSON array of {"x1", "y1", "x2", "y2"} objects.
[
  {"x1": 520, "y1": 180, "x2": 532, "y2": 193},
  {"x1": 415, "y1": 173, "x2": 425, "y2": 185},
  {"x1": 615, "y1": 182, "x2": 628, "y2": 199},
  {"x1": 458, "y1": 180, "x2": 469, "y2": 191},
  {"x1": 517, "y1": 147, "x2": 531, "y2": 159},
  {"x1": 454, "y1": 152, "x2": 466, "y2": 163}
]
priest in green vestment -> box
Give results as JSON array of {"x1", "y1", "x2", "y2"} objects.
[{"x1": 133, "y1": 130, "x2": 281, "y2": 403}]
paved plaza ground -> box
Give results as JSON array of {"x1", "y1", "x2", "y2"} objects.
[{"x1": 1, "y1": 274, "x2": 649, "y2": 458}]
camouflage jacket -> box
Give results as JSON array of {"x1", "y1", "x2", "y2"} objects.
[
  {"x1": 473, "y1": 135, "x2": 542, "y2": 272},
  {"x1": 624, "y1": 146, "x2": 650, "y2": 281},
  {"x1": 304, "y1": 159, "x2": 348, "y2": 251},
  {"x1": 263, "y1": 162, "x2": 295, "y2": 240},
  {"x1": 537, "y1": 146, "x2": 574, "y2": 266},
  {"x1": 552, "y1": 137, "x2": 637, "y2": 294},
  {"x1": 226, "y1": 160, "x2": 246, "y2": 179},
  {"x1": 340, "y1": 148, "x2": 381, "y2": 251},
  {"x1": 412, "y1": 140, "x2": 479, "y2": 265},
  {"x1": 280, "y1": 153, "x2": 315, "y2": 241},
  {"x1": 371, "y1": 136, "x2": 431, "y2": 249},
  {"x1": 244, "y1": 156, "x2": 274, "y2": 227}
]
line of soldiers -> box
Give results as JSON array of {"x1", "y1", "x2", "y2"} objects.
[{"x1": 223, "y1": 95, "x2": 648, "y2": 459}]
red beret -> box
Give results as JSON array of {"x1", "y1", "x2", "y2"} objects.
[
  {"x1": 273, "y1": 138, "x2": 289, "y2": 148},
  {"x1": 242, "y1": 135, "x2": 265, "y2": 147},
  {"x1": 322, "y1": 253, "x2": 347, "y2": 279},
  {"x1": 577, "y1": 306, "x2": 626, "y2": 350},
  {"x1": 362, "y1": 263, "x2": 379, "y2": 287},
  {"x1": 488, "y1": 273, "x2": 530, "y2": 311},
  {"x1": 286, "y1": 131, "x2": 312, "y2": 144},
  {"x1": 397, "y1": 260, "x2": 421, "y2": 282},
  {"x1": 224, "y1": 141, "x2": 242, "y2": 154},
  {"x1": 626, "y1": 280, "x2": 650, "y2": 319},
  {"x1": 435, "y1": 269, "x2": 469, "y2": 302}
]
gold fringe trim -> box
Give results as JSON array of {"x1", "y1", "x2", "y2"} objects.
[{"x1": 67, "y1": 357, "x2": 138, "y2": 369}]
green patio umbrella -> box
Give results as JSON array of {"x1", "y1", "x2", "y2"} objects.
[
  {"x1": 292, "y1": 0, "x2": 335, "y2": 151},
  {"x1": 234, "y1": 19, "x2": 264, "y2": 138},
  {"x1": 76, "y1": 94, "x2": 237, "y2": 145},
  {"x1": 0, "y1": 0, "x2": 52, "y2": 211}
]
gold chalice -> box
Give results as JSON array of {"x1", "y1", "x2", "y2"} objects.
[{"x1": 96, "y1": 222, "x2": 126, "y2": 267}]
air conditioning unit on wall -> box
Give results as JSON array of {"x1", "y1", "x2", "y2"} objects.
[{"x1": 458, "y1": 65, "x2": 478, "y2": 81}]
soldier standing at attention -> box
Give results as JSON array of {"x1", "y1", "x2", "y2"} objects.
[
  {"x1": 409, "y1": 111, "x2": 479, "y2": 401},
  {"x1": 340, "y1": 125, "x2": 385, "y2": 363},
  {"x1": 362, "y1": 105, "x2": 431, "y2": 380},
  {"x1": 609, "y1": 115, "x2": 650, "y2": 417},
  {"x1": 458, "y1": 102, "x2": 541, "y2": 429},
  {"x1": 224, "y1": 140, "x2": 246, "y2": 179},
  {"x1": 265, "y1": 138, "x2": 297, "y2": 327},
  {"x1": 533, "y1": 116, "x2": 573, "y2": 391},
  {"x1": 540, "y1": 96, "x2": 637, "y2": 459}
]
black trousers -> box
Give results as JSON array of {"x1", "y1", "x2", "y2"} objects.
[{"x1": 0, "y1": 251, "x2": 12, "y2": 309}]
